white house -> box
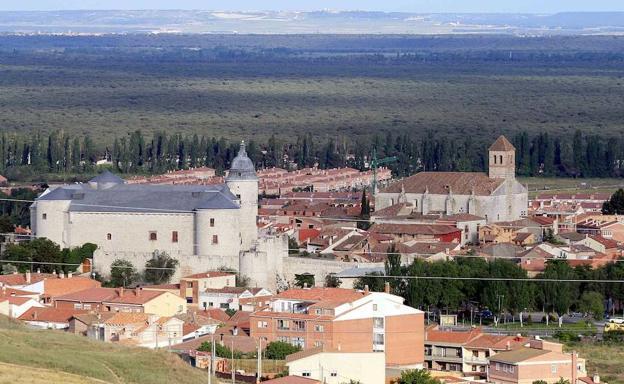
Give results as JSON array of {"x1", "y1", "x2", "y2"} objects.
[{"x1": 199, "y1": 287, "x2": 273, "y2": 311}]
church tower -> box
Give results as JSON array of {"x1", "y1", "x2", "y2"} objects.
[
  {"x1": 226, "y1": 141, "x2": 258, "y2": 251},
  {"x1": 488, "y1": 135, "x2": 516, "y2": 180}
]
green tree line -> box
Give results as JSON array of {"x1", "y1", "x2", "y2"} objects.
[{"x1": 1, "y1": 129, "x2": 624, "y2": 180}]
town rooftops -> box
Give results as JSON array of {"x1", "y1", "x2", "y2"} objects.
[
  {"x1": 54, "y1": 287, "x2": 119, "y2": 302},
  {"x1": 204, "y1": 287, "x2": 266, "y2": 295},
  {"x1": 0, "y1": 296, "x2": 32, "y2": 306},
  {"x1": 103, "y1": 288, "x2": 165, "y2": 305},
  {"x1": 19, "y1": 307, "x2": 85, "y2": 323},
  {"x1": 465, "y1": 334, "x2": 527, "y2": 350},
  {"x1": 489, "y1": 135, "x2": 515, "y2": 151},
  {"x1": 276, "y1": 287, "x2": 369, "y2": 304},
  {"x1": 558, "y1": 232, "x2": 588, "y2": 241},
  {"x1": 41, "y1": 277, "x2": 101, "y2": 298},
  {"x1": 488, "y1": 347, "x2": 551, "y2": 364},
  {"x1": 103, "y1": 312, "x2": 150, "y2": 325},
  {"x1": 425, "y1": 328, "x2": 482, "y2": 344},
  {"x1": 381, "y1": 172, "x2": 505, "y2": 196},
  {"x1": 71, "y1": 312, "x2": 116, "y2": 325},
  {"x1": 0, "y1": 272, "x2": 54, "y2": 287},
  {"x1": 183, "y1": 271, "x2": 234, "y2": 279},
  {"x1": 370, "y1": 223, "x2": 461, "y2": 236},
  {"x1": 590, "y1": 235, "x2": 618, "y2": 249}
]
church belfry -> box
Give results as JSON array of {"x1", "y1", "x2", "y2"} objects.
[{"x1": 488, "y1": 135, "x2": 516, "y2": 180}]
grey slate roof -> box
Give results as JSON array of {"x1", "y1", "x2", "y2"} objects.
[
  {"x1": 38, "y1": 182, "x2": 240, "y2": 213},
  {"x1": 226, "y1": 141, "x2": 258, "y2": 182},
  {"x1": 88, "y1": 170, "x2": 125, "y2": 185}
]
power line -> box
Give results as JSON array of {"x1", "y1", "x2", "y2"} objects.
[{"x1": 337, "y1": 274, "x2": 624, "y2": 283}]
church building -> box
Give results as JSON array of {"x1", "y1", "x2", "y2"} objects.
[{"x1": 375, "y1": 136, "x2": 528, "y2": 223}]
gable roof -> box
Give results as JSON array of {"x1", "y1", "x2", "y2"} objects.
[
  {"x1": 103, "y1": 312, "x2": 150, "y2": 325},
  {"x1": 18, "y1": 307, "x2": 84, "y2": 323},
  {"x1": 489, "y1": 347, "x2": 551, "y2": 364},
  {"x1": 370, "y1": 223, "x2": 460, "y2": 236},
  {"x1": 276, "y1": 287, "x2": 368, "y2": 304},
  {"x1": 183, "y1": 271, "x2": 234, "y2": 279},
  {"x1": 41, "y1": 277, "x2": 101, "y2": 298},
  {"x1": 382, "y1": 172, "x2": 504, "y2": 196},
  {"x1": 425, "y1": 329, "x2": 482, "y2": 344},
  {"x1": 0, "y1": 273, "x2": 54, "y2": 286},
  {"x1": 103, "y1": 289, "x2": 166, "y2": 305},
  {"x1": 54, "y1": 287, "x2": 119, "y2": 302}
]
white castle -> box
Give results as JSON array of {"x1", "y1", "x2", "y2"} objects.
[{"x1": 31, "y1": 142, "x2": 288, "y2": 289}]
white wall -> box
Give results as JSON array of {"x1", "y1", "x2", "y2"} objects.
[{"x1": 287, "y1": 352, "x2": 385, "y2": 384}]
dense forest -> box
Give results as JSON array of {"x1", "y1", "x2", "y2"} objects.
[{"x1": 0, "y1": 129, "x2": 623, "y2": 181}]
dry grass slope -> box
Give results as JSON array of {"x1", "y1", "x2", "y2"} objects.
[{"x1": 0, "y1": 316, "x2": 207, "y2": 384}]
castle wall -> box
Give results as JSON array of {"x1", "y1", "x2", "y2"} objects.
[
  {"x1": 282, "y1": 257, "x2": 385, "y2": 289},
  {"x1": 33, "y1": 200, "x2": 71, "y2": 247}
]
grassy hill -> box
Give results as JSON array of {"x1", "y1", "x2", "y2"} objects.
[{"x1": 0, "y1": 316, "x2": 207, "y2": 384}]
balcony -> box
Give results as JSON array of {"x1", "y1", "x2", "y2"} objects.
[
  {"x1": 424, "y1": 354, "x2": 463, "y2": 364},
  {"x1": 465, "y1": 355, "x2": 489, "y2": 364}
]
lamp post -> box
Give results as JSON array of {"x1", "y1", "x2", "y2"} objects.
[{"x1": 207, "y1": 325, "x2": 217, "y2": 384}]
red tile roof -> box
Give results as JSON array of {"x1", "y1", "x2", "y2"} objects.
[
  {"x1": 425, "y1": 328, "x2": 482, "y2": 344},
  {"x1": 0, "y1": 273, "x2": 54, "y2": 286},
  {"x1": 382, "y1": 172, "x2": 504, "y2": 196},
  {"x1": 103, "y1": 289, "x2": 165, "y2": 305},
  {"x1": 275, "y1": 287, "x2": 368, "y2": 304},
  {"x1": 370, "y1": 223, "x2": 461, "y2": 236},
  {"x1": 590, "y1": 235, "x2": 618, "y2": 249},
  {"x1": 54, "y1": 287, "x2": 119, "y2": 303},
  {"x1": 489, "y1": 135, "x2": 515, "y2": 151},
  {"x1": 18, "y1": 307, "x2": 85, "y2": 323},
  {"x1": 41, "y1": 277, "x2": 101, "y2": 298},
  {"x1": 183, "y1": 271, "x2": 235, "y2": 279}
]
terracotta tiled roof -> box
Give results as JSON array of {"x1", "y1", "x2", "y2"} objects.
[
  {"x1": 103, "y1": 289, "x2": 165, "y2": 305},
  {"x1": 441, "y1": 213, "x2": 486, "y2": 222},
  {"x1": 227, "y1": 310, "x2": 251, "y2": 328},
  {"x1": 529, "y1": 216, "x2": 555, "y2": 226},
  {"x1": 465, "y1": 334, "x2": 527, "y2": 350},
  {"x1": 489, "y1": 135, "x2": 515, "y2": 151},
  {"x1": 54, "y1": 287, "x2": 119, "y2": 303},
  {"x1": 103, "y1": 312, "x2": 150, "y2": 325},
  {"x1": 370, "y1": 223, "x2": 461, "y2": 236},
  {"x1": 0, "y1": 273, "x2": 54, "y2": 286},
  {"x1": 425, "y1": 328, "x2": 482, "y2": 344},
  {"x1": 275, "y1": 287, "x2": 368, "y2": 303},
  {"x1": 183, "y1": 271, "x2": 235, "y2": 279},
  {"x1": 398, "y1": 242, "x2": 459, "y2": 255},
  {"x1": 200, "y1": 308, "x2": 231, "y2": 322},
  {"x1": 372, "y1": 203, "x2": 410, "y2": 217},
  {"x1": 590, "y1": 235, "x2": 618, "y2": 249},
  {"x1": 141, "y1": 283, "x2": 180, "y2": 290},
  {"x1": 42, "y1": 277, "x2": 101, "y2": 298},
  {"x1": 18, "y1": 307, "x2": 85, "y2": 323},
  {"x1": 0, "y1": 287, "x2": 38, "y2": 297},
  {"x1": 71, "y1": 312, "x2": 116, "y2": 325},
  {"x1": 382, "y1": 172, "x2": 504, "y2": 196},
  {"x1": 1, "y1": 296, "x2": 32, "y2": 305}
]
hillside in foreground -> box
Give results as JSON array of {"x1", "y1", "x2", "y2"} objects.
[{"x1": 0, "y1": 316, "x2": 206, "y2": 384}]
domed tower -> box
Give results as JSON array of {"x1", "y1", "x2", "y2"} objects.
[{"x1": 226, "y1": 141, "x2": 258, "y2": 251}]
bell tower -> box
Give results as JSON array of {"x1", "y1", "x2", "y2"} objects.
[
  {"x1": 488, "y1": 135, "x2": 516, "y2": 180},
  {"x1": 226, "y1": 141, "x2": 258, "y2": 251}
]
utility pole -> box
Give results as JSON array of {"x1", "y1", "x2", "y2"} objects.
[
  {"x1": 231, "y1": 339, "x2": 235, "y2": 384},
  {"x1": 256, "y1": 338, "x2": 262, "y2": 384}
]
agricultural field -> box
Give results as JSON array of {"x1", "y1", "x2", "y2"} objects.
[
  {"x1": 565, "y1": 342, "x2": 624, "y2": 384},
  {"x1": 0, "y1": 35, "x2": 623, "y2": 147},
  {"x1": 520, "y1": 177, "x2": 624, "y2": 197}
]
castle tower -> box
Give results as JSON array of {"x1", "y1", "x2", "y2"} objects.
[
  {"x1": 226, "y1": 141, "x2": 258, "y2": 251},
  {"x1": 488, "y1": 135, "x2": 516, "y2": 180}
]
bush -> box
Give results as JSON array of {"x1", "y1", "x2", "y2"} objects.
[
  {"x1": 109, "y1": 259, "x2": 139, "y2": 287},
  {"x1": 603, "y1": 330, "x2": 624, "y2": 343},
  {"x1": 144, "y1": 251, "x2": 178, "y2": 285},
  {"x1": 264, "y1": 341, "x2": 301, "y2": 360},
  {"x1": 198, "y1": 342, "x2": 243, "y2": 359},
  {"x1": 553, "y1": 330, "x2": 581, "y2": 343}
]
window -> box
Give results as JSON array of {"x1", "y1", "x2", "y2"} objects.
[
  {"x1": 373, "y1": 304, "x2": 378, "y2": 311},
  {"x1": 464, "y1": 225, "x2": 469, "y2": 240},
  {"x1": 503, "y1": 365, "x2": 508, "y2": 373},
  {"x1": 509, "y1": 365, "x2": 514, "y2": 373},
  {"x1": 291, "y1": 337, "x2": 305, "y2": 348},
  {"x1": 373, "y1": 317, "x2": 384, "y2": 329},
  {"x1": 472, "y1": 365, "x2": 477, "y2": 372},
  {"x1": 83, "y1": 304, "x2": 91, "y2": 310},
  {"x1": 278, "y1": 336, "x2": 289, "y2": 343},
  {"x1": 220, "y1": 303, "x2": 229, "y2": 309},
  {"x1": 330, "y1": 372, "x2": 337, "y2": 377},
  {"x1": 551, "y1": 364, "x2": 557, "y2": 374},
  {"x1": 107, "y1": 233, "x2": 112, "y2": 240},
  {"x1": 314, "y1": 341, "x2": 323, "y2": 347},
  {"x1": 302, "y1": 372, "x2": 311, "y2": 377},
  {"x1": 212, "y1": 235, "x2": 218, "y2": 244},
  {"x1": 277, "y1": 319, "x2": 290, "y2": 330},
  {"x1": 210, "y1": 218, "x2": 215, "y2": 227},
  {"x1": 149, "y1": 232, "x2": 157, "y2": 241},
  {"x1": 373, "y1": 333, "x2": 384, "y2": 345},
  {"x1": 42, "y1": 213, "x2": 47, "y2": 220},
  {"x1": 257, "y1": 321, "x2": 268, "y2": 328},
  {"x1": 495, "y1": 363, "x2": 500, "y2": 371},
  {"x1": 472, "y1": 350, "x2": 479, "y2": 357},
  {"x1": 172, "y1": 231, "x2": 178, "y2": 243},
  {"x1": 208, "y1": 302, "x2": 214, "y2": 307},
  {"x1": 314, "y1": 324, "x2": 324, "y2": 332},
  {"x1": 293, "y1": 320, "x2": 306, "y2": 331},
  {"x1": 73, "y1": 303, "x2": 82, "y2": 309},
  {"x1": 315, "y1": 309, "x2": 322, "y2": 315},
  {"x1": 493, "y1": 155, "x2": 497, "y2": 165}
]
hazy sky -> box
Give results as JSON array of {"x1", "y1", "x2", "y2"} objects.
[{"x1": 1, "y1": 1, "x2": 623, "y2": 13}]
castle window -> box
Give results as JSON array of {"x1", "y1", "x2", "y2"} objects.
[
  {"x1": 499, "y1": 155, "x2": 503, "y2": 164},
  {"x1": 149, "y1": 232, "x2": 157, "y2": 241},
  {"x1": 210, "y1": 218, "x2": 215, "y2": 227},
  {"x1": 493, "y1": 156, "x2": 497, "y2": 165},
  {"x1": 107, "y1": 233, "x2": 112, "y2": 240},
  {"x1": 172, "y1": 231, "x2": 178, "y2": 243},
  {"x1": 212, "y1": 235, "x2": 219, "y2": 244},
  {"x1": 42, "y1": 213, "x2": 47, "y2": 220}
]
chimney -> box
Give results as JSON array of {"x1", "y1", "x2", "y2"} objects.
[
  {"x1": 52, "y1": 270, "x2": 57, "y2": 276},
  {"x1": 135, "y1": 288, "x2": 141, "y2": 297},
  {"x1": 384, "y1": 282, "x2": 390, "y2": 294},
  {"x1": 12, "y1": 271, "x2": 17, "y2": 275},
  {"x1": 571, "y1": 351, "x2": 578, "y2": 384},
  {"x1": 593, "y1": 374, "x2": 601, "y2": 384},
  {"x1": 119, "y1": 287, "x2": 124, "y2": 297},
  {"x1": 60, "y1": 271, "x2": 65, "y2": 279},
  {"x1": 364, "y1": 285, "x2": 370, "y2": 294},
  {"x1": 303, "y1": 282, "x2": 308, "y2": 289},
  {"x1": 506, "y1": 341, "x2": 511, "y2": 351},
  {"x1": 68, "y1": 272, "x2": 73, "y2": 279},
  {"x1": 36, "y1": 268, "x2": 41, "y2": 274},
  {"x1": 26, "y1": 271, "x2": 31, "y2": 284}
]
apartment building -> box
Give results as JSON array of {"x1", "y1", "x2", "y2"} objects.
[{"x1": 250, "y1": 286, "x2": 424, "y2": 368}]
